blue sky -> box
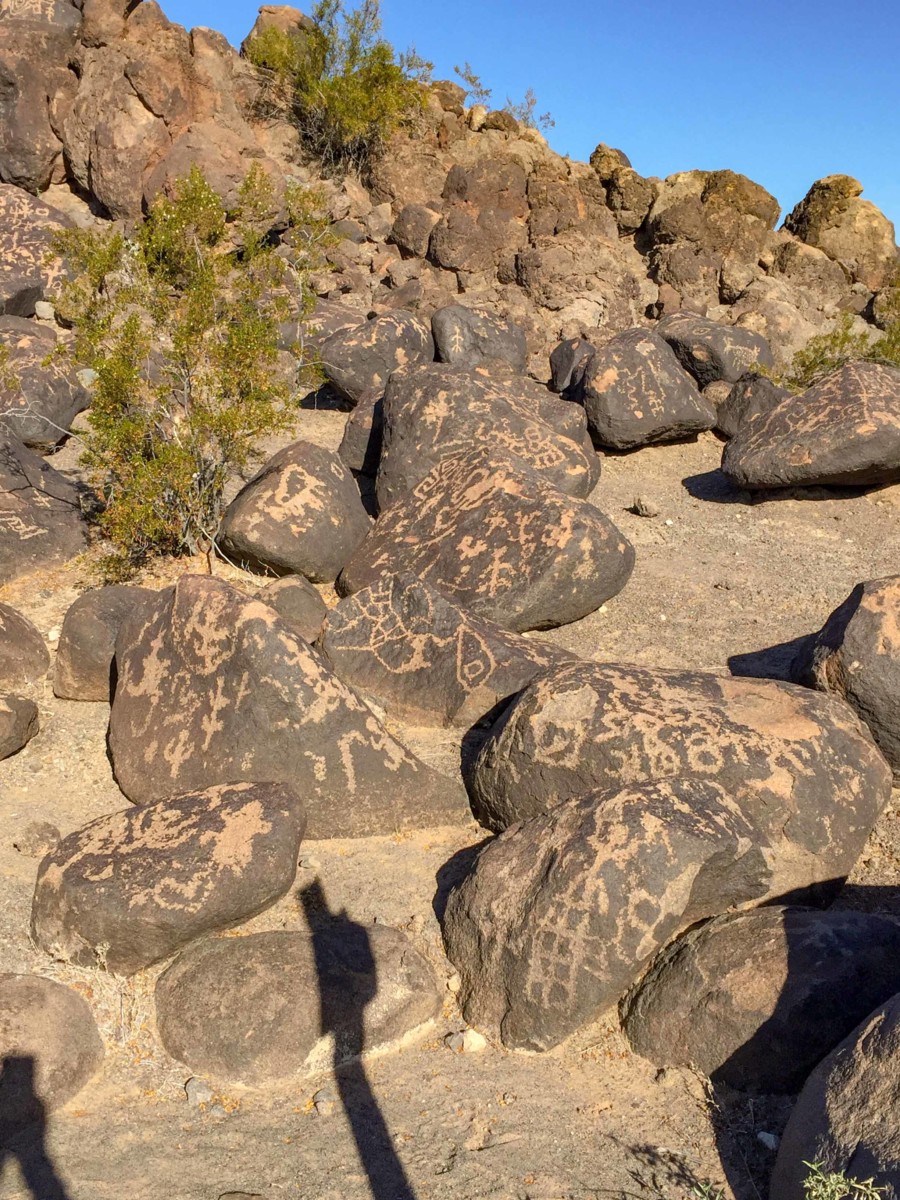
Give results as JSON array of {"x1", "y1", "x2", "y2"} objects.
[{"x1": 164, "y1": 0, "x2": 900, "y2": 231}]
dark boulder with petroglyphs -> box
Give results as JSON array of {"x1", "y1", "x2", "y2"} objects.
[
  {"x1": 0, "y1": 435, "x2": 87, "y2": 583},
  {"x1": 108, "y1": 575, "x2": 468, "y2": 838},
  {"x1": 337, "y1": 388, "x2": 384, "y2": 476},
  {"x1": 31, "y1": 782, "x2": 307, "y2": 975},
  {"x1": 0, "y1": 184, "x2": 70, "y2": 316},
  {"x1": 320, "y1": 573, "x2": 577, "y2": 728},
  {"x1": 443, "y1": 777, "x2": 773, "y2": 1051},
  {"x1": 793, "y1": 576, "x2": 900, "y2": 778},
  {"x1": 0, "y1": 601, "x2": 49, "y2": 689},
  {"x1": 0, "y1": 693, "x2": 38, "y2": 759},
  {"x1": 431, "y1": 304, "x2": 527, "y2": 372},
  {"x1": 217, "y1": 440, "x2": 371, "y2": 582},
  {"x1": 722, "y1": 361, "x2": 900, "y2": 489},
  {"x1": 657, "y1": 312, "x2": 775, "y2": 387},
  {"x1": 549, "y1": 337, "x2": 595, "y2": 397},
  {"x1": 319, "y1": 311, "x2": 434, "y2": 404},
  {"x1": 340, "y1": 447, "x2": 634, "y2": 633},
  {"x1": 715, "y1": 371, "x2": 791, "y2": 439},
  {"x1": 256, "y1": 575, "x2": 328, "y2": 644},
  {"x1": 575, "y1": 328, "x2": 715, "y2": 449},
  {"x1": 622, "y1": 906, "x2": 900, "y2": 1093},
  {"x1": 470, "y1": 661, "x2": 891, "y2": 900},
  {"x1": 0, "y1": 317, "x2": 90, "y2": 450},
  {"x1": 54, "y1": 585, "x2": 155, "y2": 702}
]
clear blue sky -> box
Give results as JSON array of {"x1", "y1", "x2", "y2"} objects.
[{"x1": 163, "y1": 0, "x2": 900, "y2": 231}]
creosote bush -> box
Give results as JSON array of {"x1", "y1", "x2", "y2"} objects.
[
  {"x1": 53, "y1": 164, "x2": 329, "y2": 579},
  {"x1": 453, "y1": 62, "x2": 554, "y2": 131}
]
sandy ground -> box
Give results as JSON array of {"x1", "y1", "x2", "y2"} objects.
[{"x1": 0, "y1": 413, "x2": 898, "y2": 1200}]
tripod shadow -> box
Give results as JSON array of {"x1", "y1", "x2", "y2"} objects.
[
  {"x1": 0, "y1": 1056, "x2": 73, "y2": 1200},
  {"x1": 298, "y1": 880, "x2": 417, "y2": 1200}
]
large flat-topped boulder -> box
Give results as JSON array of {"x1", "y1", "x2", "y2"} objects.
[
  {"x1": 0, "y1": 436, "x2": 88, "y2": 583},
  {"x1": 339, "y1": 448, "x2": 634, "y2": 633},
  {"x1": 0, "y1": 185, "x2": 71, "y2": 316},
  {"x1": 722, "y1": 361, "x2": 900, "y2": 489},
  {"x1": 108, "y1": 576, "x2": 468, "y2": 838}
]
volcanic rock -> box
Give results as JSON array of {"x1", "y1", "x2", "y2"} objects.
[
  {"x1": 54, "y1": 585, "x2": 154, "y2": 702},
  {"x1": 0, "y1": 602, "x2": 49, "y2": 689}
]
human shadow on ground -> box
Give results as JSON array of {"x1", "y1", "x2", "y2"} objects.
[
  {"x1": 298, "y1": 880, "x2": 418, "y2": 1200},
  {"x1": 0, "y1": 1056, "x2": 73, "y2": 1200}
]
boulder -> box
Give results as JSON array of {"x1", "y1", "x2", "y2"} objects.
[
  {"x1": 549, "y1": 337, "x2": 595, "y2": 396},
  {"x1": 337, "y1": 389, "x2": 383, "y2": 476},
  {"x1": 319, "y1": 312, "x2": 434, "y2": 404},
  {"x1": 431, "y1": 304, "x2": 527, "y2": 372},
  {"x1": 0, "y1": 436, "x2": 87, "y2": 584},
  {"x1": 217, "y1": 441, "x2": 371, "y2": 582},
  {"x1": 0, "y1": 185, "x2": 70, "y2": 317},
  {"x1": 657, "y1": 312, "x2": 775, "y2": 387},
  {"x1": 469, "y1": 661, "x2": 891, "y2": 900},
  {"x1": 0, "y1": 693, "x2": 38, "y2": 760},
  {"x1": 320, "y1": 573, "x2": 577, "y2": 728},
  {"x1": 390, "y1": 204, "x2": 442, "y2": 258},
  {"x1": 716, "y1": 371, "x2": 791, "y2": 439},
  {"x1": 375, "y1": 363, "x2": 600, "y2": 511},
  {"x1": 793, "y1": 577, "x2": 900, "y2": 778},
  {"x1": 108, "y1": 575, "x2": 468, "y2": 838},
  {"x1": 339, "y1": 448, "x2": 635, "y2": 633},
  {"x1": 722, "y1": 361, "x2": 900, "y2": 489},
  {"x1": 784, "y1": 175, "x2": 897, "y2": 291},
  {"x1": 257, "y1": 575, "x2": 327, "y2": 644},
  {"x1": 443, "y1": 777, "x2": 772, "y2": 1051},
  {"x1": 576, "y1": 328, "x2": 715, "y2": 449},
  {"x1": 0, "y1": 317, "x2": 90, "y2": 450},
  {"x1": 622, "y1": 907, "x2": 900, "y2": 1093},
  {"x1": 155, "y1": 921, "x2": 442, "y2": 1084},
  {"x1": 54, "y1": 585, "x2": 155, "y2": 702},
  {"x1": 0, "y1": 602, "x2": 49, "y2": 689},
  {"x1": 32, "y1": 782, "x2": 306, "y2": 975},
  {"x1": 771, "y1": 992, "x2": 900, "y2": 1200},
  {"x1": 0, "y1": 974, "x2": 104, "y2": 1128}
]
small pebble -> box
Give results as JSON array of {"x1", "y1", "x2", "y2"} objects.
[
  {"x1": 757, "y1": 1131, "x2": 780, "y2": 1151},
  {"x1": 34, "y1": 300, "x2": 55, "y2": 321},
  {"x1": 47, "y1": 627, "x2": 61, "y2": 643},
  {"x1": 629, "y1": 497, "x2": 659, "y2": 518},
  {"x1": 446, "y1": 1028, "x2": 488, "y2": 1053},
  {"x1": 298, "y1": 855, "x2": 321, "y2": 870},
  {"x1": 184, "y1": 1076, "x2": 213, "y2": 1107},
  {"x1": 207, "y1": 1103, "x2": 228, "y2": 1118},
  {"x1": 313, "y1": 1087, "x2": 337, "y2": 1116},
  {"x1": 664, "y1": 518, "x2": 674, "y2": 526},
  {"x1": 12, "y1": 821, "x2": 61, "y2": 857},
  {"x1": 446, "y1": 972, "x2": 461, "y2": 993}
]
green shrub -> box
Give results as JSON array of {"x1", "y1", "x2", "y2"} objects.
[
  {"x1": 453, "y1": 60, "x2": 554, "y2": 131},
  {"x1": 245, "y1": 0, "x2": 431, "y2": 175},
  {"x1": 802, "y1": 1160, "x2": 887, "y2": 1200},
  {"x1": 53, "y1": 165, "x2": 329, "y2": 579}
]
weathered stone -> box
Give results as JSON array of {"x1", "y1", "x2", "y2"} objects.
[
  {"x1": 241, "y1": 4, "x2": 315, "y2": 52},
  {"x1": 217, "y1": 441, "x2": 371, "y2": 583},
  {"x1": 0, "y1": 436, "x2": 87, "y2": 583},
  {"x1": 0, "y1": 974, "x2": 104, "y2": 1127},
  {"x1": 793, "y1": 577, "x2": 900, "y2": 779},
  {"x1": 722, "y1": 361, "x2": 900, "y2": 489},
  {"x1": 716, "y1": 371, "x2": 791, "y2": 439},
  {"x1": 589, "y1": 143, "x2": 632, "y2": 180},
  {"x1": 0, "y1": 316, "x2": 90, "y2": 449},
  {"x1": 320, "y1": 573, "x2": 577, "y2": 728},
  {"x1": 257, "y1": 575, "x2": 327, "y2": 644},
  {"x1": 443, "y1": 777, "x2": 773, "y2": 1051},
  {"x1": 431, "y1": 304, "x2": 527, "y2": 372},
  {"x1": 319, "y1": 311, "x2": 433, "y2": 404},
  {"x1": 784, "y1": 175, "x2": 897, "y2": 291},
  {"x1": 470, "y1": 661, "x2": 891, "y2": 900},
  {"x1": 155, "y1": 922, "x2": 442, "y2": 1084},
  {"x1": 657, "y1": 312, "x2": 775, "y2": 387},
  {"x1": 0, "y1": 693, "x2": 38, "y2": 760},
  {"x1": 0, "y1": 184, "x2": 70, "y2": 316},
  {"x1": 281, "y1": 298, "x2": 365, "y2": 353},
  {"x1": 337, "y1": 389, "x2": 383, "y2": 475},
  {"x1": 375, "y1": 363, "x2": 599, "y2": 511},
  {"x1": 549, "y1": 337, "x2": 595, "y2": 396},
  {"x1": 54, "y1": 585, "x2": 154, "y2": 702},
  {"x1": 340, "y1": 448, "x2": 634, "y2": 633},
  {"x1": 604, "y1": 167, "x2": 659, "y2": 234},
  {"x1": 771, "y1": 992, "x2": 900, "y2": 1200},
  {"x1": 622, "y1": 907, "x2": 900, "y2": 1093},
  {"x1": 390, "y1": 204, "x2": 441, "y2": 258},
  {"x1": 32, "y1": 782, "x2": 307, "y2": 975},
  {"x1": 481, "y1": 110, "x2": 518, "y2": 134},
  {"x1": 109, "y1": 575, "x2": 468, "y2": 837},
  {"x1": 577, "y1": 328, "x2": 715, "y2": 449},
  {"x1": 0, "y1": 602, "x2": 49, "y2": 689}
]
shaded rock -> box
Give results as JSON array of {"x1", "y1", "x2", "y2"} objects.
[
  {"x1": 0, "y1": 602, "x2": 49, "y2": 689},
  {"x1": 390, "y1": 204, "x2": 442, "y2": 258},
  {"x1": 281, "y1": 298, "x2": 365, "y2": 354},
  {"x1": 577, "y1": 328, "x2": 715, "y2": 449},
  {"x1": 443, "y1": 777, "x2": 772, "y2": 1051},
  {"x1": 784, "y1": 175, "x2": 897, "y2": 291},
  {"x1": 0, "y1": 693, "x2": 38, "y2": 760},
  {"x1": 722, "y1": 361, "x2": 900, "y2": 489},
  {"x1": 657, "y1": 312, "x2": 775, "y2": 387},
  {"x1": 0, "y1": 185, "x2": 70, "y2": 316},
  {"x1": 155, "y1": 922, "x2": 442, "y2": 1084},
  {"x1": 375, "y1": 363, "x2": 599, "y2": 511},
  {"x1": 54, "y1": 585, "x2": 155, "y2": 702},
  {"x1": 771, "y1": 991, "x2": 900, "y2": 1200},
  {"x1": 469, "y1": 661, "x2": 891, "y2": 900},
  {"x1": 320, "y1": 573, "x2": 577, "y2": 728},
  {"x1": 337, "y1": 390, "x2": 383, "y2": 476},
  {"x1": 0, "y1": 317, "x2": 90, "y2": 450},
  {"x1": 589, "y1": 143, "x2": 632, "y2": 179},
  {"x1": 431, "y1": 305, "x2": 527, "y2": 372},
  {"x1": 549, "y1": 337, "x2": 595, "y2": 396},
  {"x1": 217, "y1": 441, "x2": 371, "y2": 582},
  {"x1": 0, "y1": 436, "x2": 87, "y2": 583},
  {"x1": 793, "y1": 576, "x2": 900, "y2": 778},
  {"x1": 339, "y1": 447, "x2": 634, "y2": 633},
  {"x1": 257, "y1": 575, "x2": 327, "y2": 644},
  {"x1": 716, "y1": 371, "x2": 791, "y2": 439},
  {"x1": 109, "y1": 575, "x2": 468, "y2": 837},
  {"x1": 319, "y1": 312, "x2": 434, "y2": 404},
  {"x1": 0, "y1": 974, "x2": 104, "y2": 1127},
  {"x1": 32, "y1": 782, "x2": 307, "y2": 975},
  {"x1": 622, "y1": 906, "x2": 900, "y2": 1093}
]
